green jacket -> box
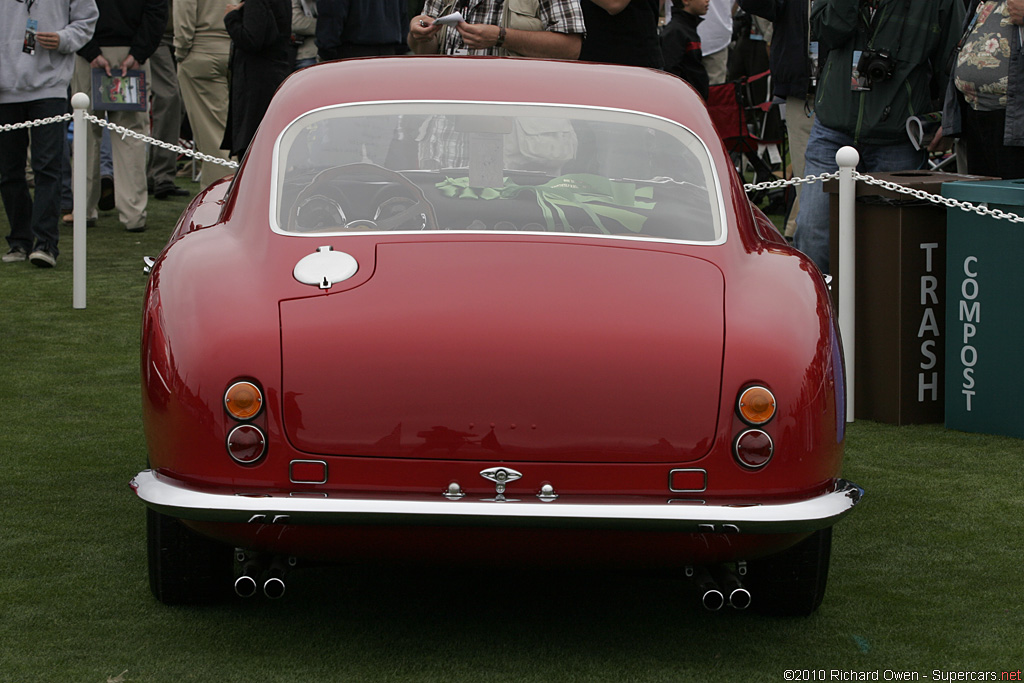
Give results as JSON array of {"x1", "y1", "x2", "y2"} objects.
[{"x1": 812, "y1": 0, "x2": 964, "y2": 145}]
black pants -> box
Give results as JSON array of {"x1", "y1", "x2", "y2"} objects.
[
  {"x1": 0, "y1": 97, "x2": 66, "y2": 257},
  {"x1": 960, "y1": 103, "x2": 1024, "y2": 179}
]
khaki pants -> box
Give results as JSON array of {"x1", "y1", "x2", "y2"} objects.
[
  {"x1": 71, "y1": 47, "x2": 150, "y2": 230},
  {"x1": 177, "y1": 50, "x2": 232, "y2": 188},
  {"x1": 785, "y1": 96, "x2": 814, "y2": 237}
]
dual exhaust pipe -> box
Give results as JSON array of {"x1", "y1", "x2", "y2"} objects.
[
  {"x1": 691, "y1": 565, "x2": 751, "y2": 611},
  {"x1": 234, "y1": 554, "x2": 294, "y2": 599}
]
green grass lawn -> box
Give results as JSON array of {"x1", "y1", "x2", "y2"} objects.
[{"x1": 1, "y1": 180, "x2": 1021, "y2": 682}]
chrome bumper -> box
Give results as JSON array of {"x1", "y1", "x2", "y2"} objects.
[{"x1": 131, "y1": 470, "x2": 863, "y2": 534}]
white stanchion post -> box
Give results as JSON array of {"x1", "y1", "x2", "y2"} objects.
[
  {"x1": 836, "y1": 146, "x2": 859, "y2": 424},
  {"x1": 71, "y1": 92, "x2": 89, "y2": 309}
]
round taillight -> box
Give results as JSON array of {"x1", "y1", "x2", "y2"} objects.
[
  {"x1": 226, "y1": 424, "x2": 267, "y2": 464},
  {"x1": 737, "y1": 386, "x2": 776, "y2": 425},
  {"x1": 733, "y1": 429, "x2": 773, "y2": 469},
  {"x1": 225, "y1": 381, "x2": 263, "y2": 420}
]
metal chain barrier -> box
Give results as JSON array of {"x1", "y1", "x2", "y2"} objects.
[
  {"x1": 852, "y1": 170, "x2": 1024, "y2": 224},
  {"x1": 744, "y1": 171, "x2": 839, "y2": 194},
  {"x1": 0, "y1": 113, "x2": 72, "y2": 132},
  {"x1": 84, "y1": 113, "x2": 239, "y2": 169},
  {"x1": 1, "y1": 111, "x2": 238, "y2": 169},
  {"x1": 745, "y1": 170, "x2": 1024, "y2": 224}
]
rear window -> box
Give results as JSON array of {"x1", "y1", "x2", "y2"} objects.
[{"x1": 272, "y1": 102, "x2": 724, "y2": 244}]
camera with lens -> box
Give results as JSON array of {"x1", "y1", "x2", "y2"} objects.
[{"x1": 857, "y1": 50, "x2": 896, "y2": 85}]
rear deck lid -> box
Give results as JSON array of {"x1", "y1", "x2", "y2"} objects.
[{"x1": 280, "y1": 241, "x2": 724, "y2": 463}]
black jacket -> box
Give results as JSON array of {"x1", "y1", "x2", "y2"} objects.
[
  {"x1": 315, "y1": 0, "x2": 407, "y2": 59},
  {"x1": 76, "y1": 0, "x2": 167, "y2": 65},
  {"x1": 579, "y1": 0, "x2": 664, "y2": 69},
  {"x1": 222, "y1": 0, "x2": 292, "y2": 158},
  {"x1": 737, "y1": 0, "x2": 810, "y2": 100},
  {"x1": 661, "y1": 10, "x2": 708, "y2": 100}
]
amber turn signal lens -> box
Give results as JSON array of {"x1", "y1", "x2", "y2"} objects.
[
  {"x1": 225, "y1": 381, "x2": 263, "y2": 420},
  {"x1": 737, "y1": 386, "x2": 776, "y2": 425}
]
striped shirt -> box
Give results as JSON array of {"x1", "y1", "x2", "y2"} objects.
[{"x1": 421, "y1": 0, "x2": 586, "y2": 56}]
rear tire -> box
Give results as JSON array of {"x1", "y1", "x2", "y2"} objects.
[
  {"x1": 745, "y1": 527, "x2": 832, "y2": 616},
  {"x1": 147, "y1": 508, "x2": 233, "y2": 605}
]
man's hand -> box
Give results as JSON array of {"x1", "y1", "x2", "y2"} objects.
[
  {"x1": 35, "y1": 32, "x2": 61, "y2": 51},
  {"x1": 928, "y1": 126, "x2": 953, "y2": 153},
  {"x1": 119, "y1": 54, "x2": 139, "y2": 76},
  {"x1": 225, "y1": 2, "x2": 243, "y2": 16},
  {"x1": 455, "y1": 21, "x2": 502, "y2": 50},
  {"x1": 91, "y1": 54, "x2": 113, "y2": 76},
  {"x1": 408, "y1": 14, "x2": 442, "y2": 53},
  {"x1": 1010, "y1": 0, "x2": 1024, "y2": 26}
]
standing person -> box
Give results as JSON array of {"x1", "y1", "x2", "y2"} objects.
[
  {"x1": 1, "y1": 0, "x2": 98, "y2": 267},
  {"x1": 661, "y1": 0, "x2": 710, "y2": 99},
  {"x1": 148, "y1": 0, "x2": 189, "y2": 200},
  {"x1": 941, "y1": 0, "x2": 1024, "y2": 178},
  {"x1": 71, "y1": 0, "x2": 167, "y2": 233},
  {"x1": 408, "y1": 0, "x2": 585, "y2": 171},
  {"x1": 316, "y1": 0, "x2": 407, "y2": 61},
  {"x1": 174, "y1": 0, "x2": 232, "y2": 187},
  {"x1": 579, "y1": 0, "x2": 665, "y2": 68},
  {"x1": 699, "y1": 0, "x2": 733, "y2": 85},
  {"x1": 408, "y1": 0, "x2": 586, "y2": 59},
  {"x1": 795, "y1": 0, "x2": 964, "y2": 274},
  {"x1": 738, "y1": 0, "x2": 814, "y2": 238},
  {"x1": 291, "y1": 0, "x2": 317, "y2": 68},
  {"x1": 221, "y1": 0, "x2": 291, "y2": 159}
]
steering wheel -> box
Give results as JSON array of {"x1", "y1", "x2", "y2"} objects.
[{"x1": 287, "y1": 163, "x2": 437, "y2": 233}]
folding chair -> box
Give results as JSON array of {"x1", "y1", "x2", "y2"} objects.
[{"x1": 707, "y1": 70, "x2": 791, "y2": 215}]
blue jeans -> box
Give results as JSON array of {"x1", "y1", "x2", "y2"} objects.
[
  {"x1": 795, "y1": 120, "x2": 925, "y2": 274},
  {"x1": 0, "y1": 98, "x2": 67, "y2": 257}
]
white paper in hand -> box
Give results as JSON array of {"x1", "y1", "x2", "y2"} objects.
[{"x1": 432, "y1": 11, "x2": 465, "y2": 26}]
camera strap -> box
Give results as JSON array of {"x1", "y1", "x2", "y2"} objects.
[{"x1": 862, "y1": 0, "x2": 910, "y2": 56}]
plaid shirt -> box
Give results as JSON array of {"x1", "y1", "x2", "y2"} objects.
[{"x1": 421, "y1": 0, "x2": 586, "y2": 56}]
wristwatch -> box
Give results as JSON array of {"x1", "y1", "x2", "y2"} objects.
[{"x1": 495, "y1": 25, "x2": 506, "y2": 48}]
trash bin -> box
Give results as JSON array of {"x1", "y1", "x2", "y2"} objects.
[
  {"x1": 941, "y1": 178, "x2": 1024, "y2": 439},
  {"x1": 825, "y1": 171, "x2": 994, "y2": 425}
]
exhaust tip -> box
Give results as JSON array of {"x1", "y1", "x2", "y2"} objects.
[
  {"x1": 263, "y1": 577, "x2": 286, "y2": 600},
  {"x1": 234, "y1": 574, "x2": 258, "y2": 598},
  {"x1": 702, "y1": 588, "x2": 725, "y2": 611},
  {"x1": 728, "y1": 587, "x2": 752, "y2": 610}
]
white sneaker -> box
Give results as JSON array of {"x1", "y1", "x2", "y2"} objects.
[
  {"x1": 29, "y1": 249, "x2": 56, "y2": 268},
  {"x1": 2, "y1": 247, "x2": 28, "y2": 263}
]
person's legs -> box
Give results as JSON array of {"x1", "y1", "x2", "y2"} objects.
[
  {"x1": 703, "y1": 48, "x2": 729, "y2": 85},
  {"x1": 70, "y1": 54, "x2": 103, "y2": 221},
  {"x1": 26, "y1": 98, "x2": 67, "y2": 258},
  {"x1": 61, "y1": 121, "x2": 73, "y2": 214},
  {"x1": 859, "y1": 139, "x2": 925, "y2": 176},
  {"x1": 178, "y1": 51, "x2": 232, "y2": 188},
  {"x1": 101, "y1": 47, "x2": 150, "y2": 231},
  {"x1": 0, "y1": 102, "x2": 34, "y2": 253},
  {"x1": 147, "y1": 40, "x2": 184, "y2": 196},
  {"x1": 960, "y1": 105, "x2": 1024, "y2": 179},
  {"x1": 794, "y1": 119, "x2": 849, "y2": 274},
  {"x1": 784, "y1": 96, "x2": 814, "y2": 237}
]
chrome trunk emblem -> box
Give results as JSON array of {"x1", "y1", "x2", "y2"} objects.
[{"x1": 480, "y1": 467, "x2": 522, "y2": 496}]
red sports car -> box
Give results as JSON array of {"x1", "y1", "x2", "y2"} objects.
[{"x1": 132, "y1": 56, "x2": 862, "y2": 615}]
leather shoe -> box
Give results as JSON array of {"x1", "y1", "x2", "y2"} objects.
[
  {"x1": 98, "y1": 175, "x2": 115, "y2": 211},
  {"x1": 62, "y1": 213, "x2": 96, "y2": 227},
  {"x1": 154, "y1": 185, "x2": 190, "y2": 199}
]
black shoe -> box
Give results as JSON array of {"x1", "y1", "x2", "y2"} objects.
[
  {"x1": 98, "y1": 175, "x2": 115, "y2": 211},
  {"x1": 29, "y1": 249, "x2": 57, "y2": 268},
  {"x1": 154, "y1": 185, "x2": 190, "y2": 199}
]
